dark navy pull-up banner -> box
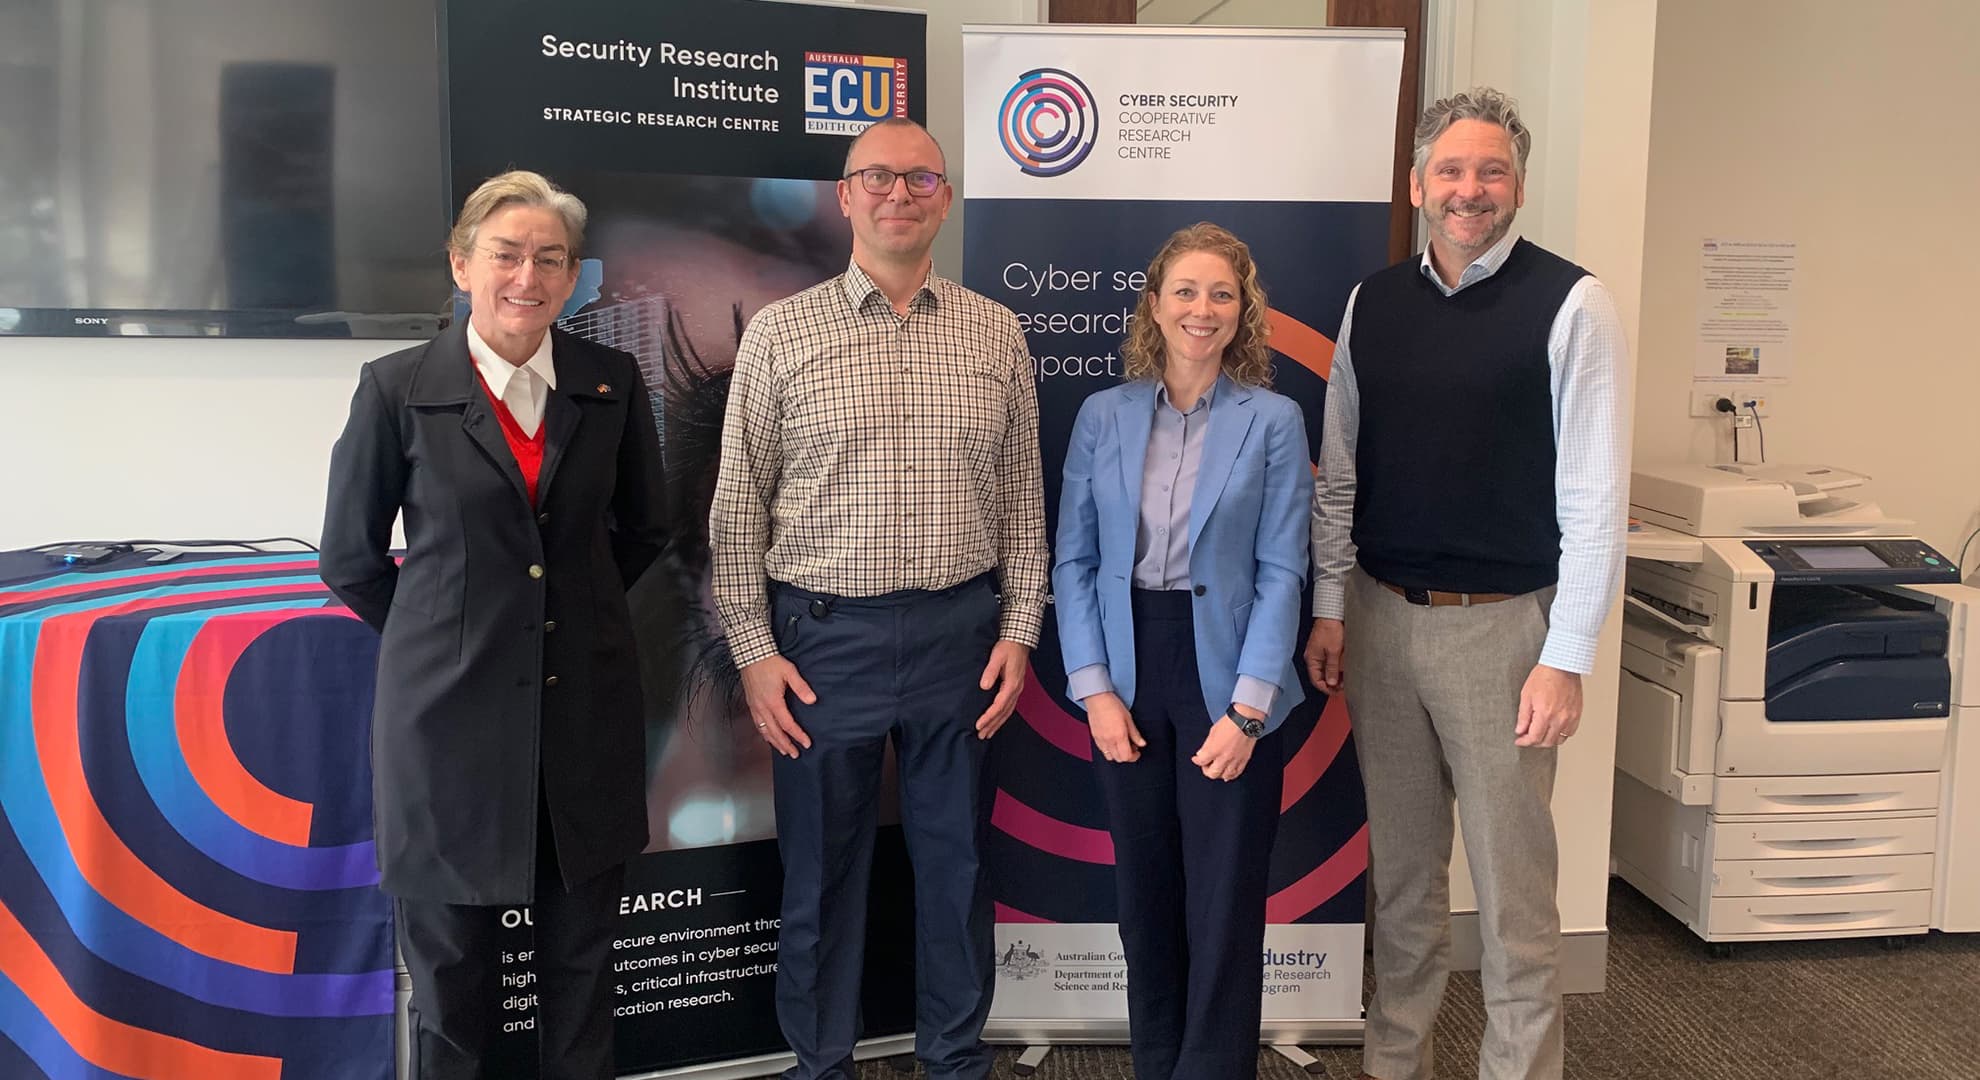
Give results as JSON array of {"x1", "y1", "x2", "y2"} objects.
[{"x1": 446, "y1": 0, "x2": 926, "y2": 1074}]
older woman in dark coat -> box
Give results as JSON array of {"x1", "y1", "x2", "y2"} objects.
[{"x1": 321, "y1": 169, "x2": 668, "y2": 1080}]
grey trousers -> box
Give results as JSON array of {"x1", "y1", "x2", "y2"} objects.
[{"x1": 1344, "y1": 566, "x2": 1563, "y2": 1080}]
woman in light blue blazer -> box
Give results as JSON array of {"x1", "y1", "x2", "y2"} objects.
[{"x1": 1053, "y1": 222, "x2": 1310, "y2": 1079}]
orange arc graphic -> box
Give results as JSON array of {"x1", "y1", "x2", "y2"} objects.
[
  {"x1": 177, "y1": 611, "x2": 336, "y2": 847},
  {"x1": 1266, "y1": 308, "x2": 1335, "y2": 383},
  {"x1": 33, "y1": 587, "x2": 319, "y2": 974},
  {"x1": 0, "y1": 899, "x2": 283, "y2": 1080}
]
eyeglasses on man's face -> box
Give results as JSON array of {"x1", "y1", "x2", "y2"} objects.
[
  {"x1": 844, "y1": 167, "x2": 945, "y2": 197},
  {"x1": 478, "y1": 246, "x2": 572, "y2": 276}
]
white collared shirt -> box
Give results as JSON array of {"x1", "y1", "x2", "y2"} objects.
[{"x1": 466, "y1": 323, "x2": 558, "y2": 436}]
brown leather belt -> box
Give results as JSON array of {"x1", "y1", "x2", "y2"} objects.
[{"x1": 1380, "y1": 581, "x2": 1518, "y2": 607}]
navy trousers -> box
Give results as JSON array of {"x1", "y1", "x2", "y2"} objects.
[
  {"x1": 770, "y1": 574, "x2": 1001, "y2": 1080},
  {"x1": 1095, "y1": 588, "x2": 1282, "y2": 1080}
]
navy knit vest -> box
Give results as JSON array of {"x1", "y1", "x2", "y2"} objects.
[{"x1": 1347, "y1": 238, "x2": 1588, "y2": 594}]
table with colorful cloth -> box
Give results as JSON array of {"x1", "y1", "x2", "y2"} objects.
[{"x1": 0, "y1": 549, "x2": 394, "y2": 1080}]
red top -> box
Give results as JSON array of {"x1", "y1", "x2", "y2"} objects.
[{"x1": 476, "y1": 374, "x2": 546, "y2": 505}]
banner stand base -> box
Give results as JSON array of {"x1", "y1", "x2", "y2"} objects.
[
  {"x1": 1269, "y1": 1043, "x2": 1328, "y2": 1074},
  {"x1": 998, "y1": 1038, "x2": 1352, "y2": 1076},
  {"x1": 1012, "y1": 1045, "x2": 1052, "y2": 1076},
  {"x1": 619, "y1": 1035, "x2": 916, "y2": 1080}
]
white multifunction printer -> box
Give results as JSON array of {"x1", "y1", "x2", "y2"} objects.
[{"x1": 1614, "y1": 463, "x2": 1980, "y2": 953}]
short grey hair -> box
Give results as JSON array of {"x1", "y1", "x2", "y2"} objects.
[
  {"x1": 1412, "y1": 86, "x2": 1531, "y2": 180},
  {"x1": 448, "y1": 170, "x2": 588, "y2": 259}
]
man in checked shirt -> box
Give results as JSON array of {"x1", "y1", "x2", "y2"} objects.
[{"x1": 709, "y1": 117, "x2": 1046, "y2": 1080}]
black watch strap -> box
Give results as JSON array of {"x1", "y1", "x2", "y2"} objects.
[{"x1": 1224, "y1": 703, "x2": 1265, "y2": 739}]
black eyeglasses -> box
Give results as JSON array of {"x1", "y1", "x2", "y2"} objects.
[{"x1": 844, "y1": 167, "x2": 945, "y2": 197}]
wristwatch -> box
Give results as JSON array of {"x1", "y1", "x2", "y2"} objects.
[{"x1": 1223, "y1": 703, "x2": 1265, "y2": 739}]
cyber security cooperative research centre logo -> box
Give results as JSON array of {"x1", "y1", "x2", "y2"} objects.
[{"x1": 997, "y1": 68, "x2": 1098, "y2": 177}]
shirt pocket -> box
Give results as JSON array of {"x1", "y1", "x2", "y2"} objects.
[{"x1": 941, "y1": 351, "x2": 1009, "y2": 457}]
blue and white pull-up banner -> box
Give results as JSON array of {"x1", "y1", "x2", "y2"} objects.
[{"x1": 962, "y1": 24, "x2": 1402, "y2": 1041}]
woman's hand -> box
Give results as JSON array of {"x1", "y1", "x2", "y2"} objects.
[
  {"x1": 1086, "y1": 692, "x2": 1146, "y2": 763},
  {"x1": 1192, "y1": 705, "x2": 1263, "y2": 781}
]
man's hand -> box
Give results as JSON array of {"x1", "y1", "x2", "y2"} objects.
[
  {"x1": 1192, "y1": 705, "x2": 1263, "y2": 781},
  {"x1": 1515, "y1": 664, "x2": 1582, "y2": 748},
  {"x1": 741, "y1": 655, "x2": 816, "y2": 758},
  {"x1": 1303, "y1": 618, "x2": 1346, "y2": 691},
  {"x1": 1085, "y1": 692, "x2": 1145, "y2": 763},
  {"x1": 974, "y1": 641, "x2": 1031, "y2": 739}
]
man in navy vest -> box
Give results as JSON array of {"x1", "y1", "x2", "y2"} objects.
[{"x1": 1305, "y1": 87, "x2": 1629, "y2": 1080}]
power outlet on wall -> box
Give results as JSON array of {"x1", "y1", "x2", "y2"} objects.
[{"x1": 1689, "y1": 387, "x2": 1770, "y2": 419}]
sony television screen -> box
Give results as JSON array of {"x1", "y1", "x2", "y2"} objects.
[{"x1": 0, "y1": 0, "x2": 449, "y2": 339}]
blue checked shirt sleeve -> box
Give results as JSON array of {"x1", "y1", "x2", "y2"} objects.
[
  {"x1": 1540, "y1": 278, "x2": 1632, "y2": 675},
  {"x1": 1310, "y1": 285, "x2": 1361, "y2": 621}
]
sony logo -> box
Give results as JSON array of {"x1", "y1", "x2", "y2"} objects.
[{"x1": 73, "y1": 316, "x2": 111, "y2": 326}]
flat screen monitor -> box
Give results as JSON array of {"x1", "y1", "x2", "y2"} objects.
[{"x1": 0, "y1": 0, "x2": 449, "y2": 339}]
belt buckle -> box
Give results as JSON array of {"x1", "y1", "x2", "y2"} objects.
[{"x1": 1403, "y1": 587, "x2": 1432, "y2": 606}]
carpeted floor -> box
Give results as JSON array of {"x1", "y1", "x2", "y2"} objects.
[{"x1": 853, "y1": 879, "x2": 1980, "y2": 1078}]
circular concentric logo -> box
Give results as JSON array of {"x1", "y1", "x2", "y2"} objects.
[{"x1": 997, "y1": 68, "x2": 1098, "y2": 178}]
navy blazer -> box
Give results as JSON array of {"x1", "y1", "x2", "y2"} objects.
[{"x1": 1052, "y1": 377, "x2": 1309, "y2": 734}]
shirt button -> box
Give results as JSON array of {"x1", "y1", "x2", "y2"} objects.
[
  {"x1": 545, "y1": 675, "x2": 559, "y2": 687},
  {"x1": 1170, "y1": 453, "x2": 1179, "y2": 460},
  {"x1": 544, "y1": 620, "x2": 557, "y2": 633},
  {"x1": 1193, "y1": 585, "x2": 1207, "y2": 596},
  {"x1": 528, "y1": 564, "x2": 544, "y2": 580}
]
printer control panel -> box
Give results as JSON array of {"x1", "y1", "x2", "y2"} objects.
[{"x1": 1744, "y1": 538, "x2": 1960, "y2": 585}]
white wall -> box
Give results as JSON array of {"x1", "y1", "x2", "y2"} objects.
[
  {"x1": 4, "y1": 338, "x2": 375, "y2": 549},
  {"x1": 1636, "y1": 0, "x2": 1980, "y2": 558},
  {"x1": 3, "y1": 0, "x2": 1045, "y2": 554}
]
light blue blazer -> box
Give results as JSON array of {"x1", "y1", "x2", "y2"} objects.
[{"x1": 1052, "y1": 377, "x2": 1310, "y2": 734}]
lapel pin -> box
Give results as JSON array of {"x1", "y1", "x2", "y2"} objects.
[{"x1": 597, "y1": 383, "x2": 611, "y2": 393}]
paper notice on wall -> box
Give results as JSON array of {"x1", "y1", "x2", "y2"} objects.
[{"x1": 1695, "y1": 238, "x2": 1797, "y2": 382}]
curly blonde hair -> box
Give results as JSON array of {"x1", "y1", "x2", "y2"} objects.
[{"x1": 1120, "y1": 222, "x2": 1274, "y2": 387}]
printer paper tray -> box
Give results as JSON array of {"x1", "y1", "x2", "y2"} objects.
[
  {"x1": 1704, "y1": 890, "x2": 1931, "y2": 938},
  {"x1": 1712, "y1": 772, "x2": 1939, "y2": 816},
  {"x1": 1712, "y1": 854, "x2": 1936, "y2": 898},
  {"x1": 1710, "y1": 813, "x2": 1936, "y2": 860}
]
